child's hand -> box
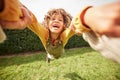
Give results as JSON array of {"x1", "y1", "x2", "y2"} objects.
[{"x1": 70, "y1": 24, "x2": 82, "y2": 35}]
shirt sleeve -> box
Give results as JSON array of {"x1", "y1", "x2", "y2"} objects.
[
  {"x1": 61, "y1": 6, "x2": 92, "y2": 47},
  {"x1": 28, "y1": 13, "x2": 49, "y2": 47},
  {"x1": 0, "y1": 0, "x2": 22, "y2": 21},
  {"x1": 60, "y1": 27, "x2": 75, "y2": 47},
  {"x1": 72, "y1": 6, "x2": 91, "y2": 33}
]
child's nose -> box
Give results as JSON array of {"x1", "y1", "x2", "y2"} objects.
[{"x1": 54, "y1": 19, "x2": 59, "y2": 22}]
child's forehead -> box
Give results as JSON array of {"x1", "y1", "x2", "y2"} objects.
[{"x1": 51, "y1": 13, "x2": 63, "y2": 18}]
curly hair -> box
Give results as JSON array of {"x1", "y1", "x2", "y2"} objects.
[{"x1": 42, "y1": 8, "x2": 72, "y2": 30}]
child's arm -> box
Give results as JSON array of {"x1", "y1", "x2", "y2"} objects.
[
  {"x1": 0, "y1": 0, "x2": 22, "y2": 21},
  {"x1": 60, "y1": 26, "x2": 75, "y2": 47},
  {"x1": 60, "y1": 6, "x2": 92, "y2": 47},
  {"x1": 60, "y1": 9, "x2": 90, "y2": 47},
  {"x1": 71, "y1": 6, "x2": 91, "y2": 35},
  {"x1": 28, "y1": 13, "x2": 49, "y2": 47}
]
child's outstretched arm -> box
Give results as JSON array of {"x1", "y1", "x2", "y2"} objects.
[
  {"x1": 28, "y1": 12, "x2": 49, "y2": 47},
  {"x1": 60, "y1": 24, "x2": 75, "y2": 47}
]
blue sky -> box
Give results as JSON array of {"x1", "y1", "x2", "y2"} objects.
[{"x1": 20, "y1": 0, "x2": 117, "y2": 22}]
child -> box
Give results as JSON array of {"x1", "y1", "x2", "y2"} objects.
[{"x1": 28, "y1": 8, "x2": 74, "y2": 63}]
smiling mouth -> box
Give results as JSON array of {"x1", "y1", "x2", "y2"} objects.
[{"x1": 53, "y1": 25, "x2": 59, "y2": 29}]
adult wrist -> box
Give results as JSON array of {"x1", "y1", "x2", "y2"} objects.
[{"x1": 80, "y1": 6, "x2": 93, "y2": 28}]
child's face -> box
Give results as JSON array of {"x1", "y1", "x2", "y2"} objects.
[{"x1": 48, "y1": 14, "x2": 64, "y2": 34}]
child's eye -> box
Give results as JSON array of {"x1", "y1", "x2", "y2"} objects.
[
  {"x1": 59, "y1": 19, "x2": 63, "y2": 21},
  {"x1": 52, "y1": 18, "x2": 55, "y2": 20}
]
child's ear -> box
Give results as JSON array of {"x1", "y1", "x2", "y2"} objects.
[{"x1": 0, "y1": 26, "x2": 6, "y2": 43}]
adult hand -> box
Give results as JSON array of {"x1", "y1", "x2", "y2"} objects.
[
  {"x1": 84, "y1": 2, "x2": 120, "y2": 37},
  {"x1": 0, "y1": 5, "x2": 32, "y2": 30}
]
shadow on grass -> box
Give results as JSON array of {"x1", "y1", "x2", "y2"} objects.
[
  {"x1": 64, "y1": 72, "x2": 86, "y2": 80},
  {"x1": 115, "y1": 67, "x2": 120, "y2": 80}
]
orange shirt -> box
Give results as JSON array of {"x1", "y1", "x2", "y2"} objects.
[
  {"x1": 0, "y1": 0, "x2": 22, "y2": 21},
  {"x1": 28, "y1": 14, "x2": 74, "y2": 48}
]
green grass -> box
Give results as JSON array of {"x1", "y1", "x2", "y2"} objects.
[{"x1": 0, "y1": 47, "x2": 120, "y2": 80}]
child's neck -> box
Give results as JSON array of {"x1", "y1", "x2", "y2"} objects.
[
  {"x1": 50, "y1": 33, "x2": 59, "y2": 41},
  {"x1": 50, "y1": 33, "x2": 60, "y2": 45}
]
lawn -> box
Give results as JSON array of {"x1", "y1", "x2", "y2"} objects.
[{"x1": 0, "y1": 47, "x2": 120, "y2": 80}]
